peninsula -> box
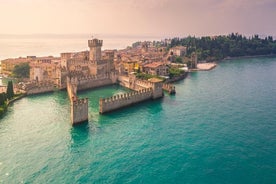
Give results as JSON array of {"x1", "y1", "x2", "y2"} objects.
[{"x1": 2, "y1": 33, "x2": 275, "y2": 124}]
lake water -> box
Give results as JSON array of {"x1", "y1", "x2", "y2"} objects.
[
  {"x1": 0, "y1": 56, "x2": 275, "y2": 183},
  {"x1": 0, "y1": 34, "x2": 163, "y2": 60}
]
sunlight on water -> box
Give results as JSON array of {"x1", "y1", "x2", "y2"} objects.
[{"x1": 0, "y1": 57, "x2": 276, "y2": 183}]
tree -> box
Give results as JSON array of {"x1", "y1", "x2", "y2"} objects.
[
  {"x1": 0, "y1": 93, "x2": 7, "y2": 105},
  {"x1": 6, "y1": 81, "x2": 14, "y2": 100},
  {"x1": 175, "y1": 56, "x2": 183, "y2": 63},
  {"x1": 168, "y1": 67, "x2": 184, "y2": 78},
  {"x1": 12, "y1": 63, "x2": 30, "y2": 78}
]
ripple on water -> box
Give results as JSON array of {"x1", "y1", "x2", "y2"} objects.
[{"x1": 1, "y1": 58, "x2": 276, "y2": 183}]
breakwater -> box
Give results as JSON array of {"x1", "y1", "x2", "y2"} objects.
[
  {"x1": 99, "y1": 76, "x2": 164, "y2": 113},
  {"x1": 99, "y1": 88, "x2": 153, "y2": 113}
]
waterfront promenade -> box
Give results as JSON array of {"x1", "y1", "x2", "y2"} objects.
[{"x1": 190, "y1": 62, "x2": 217, "y2": 71}]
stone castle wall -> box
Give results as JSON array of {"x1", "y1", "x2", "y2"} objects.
[
  {"x1": 26, "y1": 85, "x2": 55, "y2": 95},
  {"x1": 70, "y1": 72, "x2": 118, "y2": 91},
  {"x1": 25, "y1": 81, "x2": 55, "y2": 95},
  {"x1": 71, "y1": 98, "x2": 88, "y2": 125},
  {"x1": 67, "y1": 77, "x2": 77, "y2": 102},
  {"x1": 67, "y1": 77, "x2": 88, "y2": 125},
  {"x1": 99, "y1": 88, "x2": 153, "y2": 113},
  {"x1": 162, "y1": 83, "x2": 176, "y2": 94}
]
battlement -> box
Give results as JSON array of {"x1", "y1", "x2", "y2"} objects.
[
  {"x1": 69, "y1": 73, "x2": 110, "y2": 81},
  {"x1": 67, "y1": 76, "x2": 88, "y2": 125},
  {"x1": 88, "y1": 39, "x2": 103, "y2": 48},
  {"x1": 71, "y1": 97, "x2": 88, "y2": 125},
  {"x1": 67, "y1": 77, "x2": 77, "y2": 102},
  {"x1": 73, "y1": 98, "x2": 88, "y2": 105},
  {"x1": 101, "y1": 88, "x2": 153, "y2": 103},
  {"x1": 24, "y1": 81, "x2": 56, "y2": 95},
  {"x1": 99, "y1": 88, "x2": 153, "y2": 113},
  {"x1": 135, "y1": 79, "x2": 156, "y2": 89},
  {"x1": 67, "y1": 59, "x2": 96, "y2": 66},
  {"x1": 162, "y1": 83, "x2": 176, "y2": 94},
  {"x1": 23, "y1": 80, "x2": 56, "y2": 95}
]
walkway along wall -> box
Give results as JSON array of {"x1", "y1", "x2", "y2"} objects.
[
  {"x1": 67, "y1": 77, "x2": 88, "y2": 125},
  {"x1": 99, "y1": 88, "x2": 153, "y2": 113}
]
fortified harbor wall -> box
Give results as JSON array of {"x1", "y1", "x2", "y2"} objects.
[
  {"x1": 99, "y1": 88, "x2": 153, "y2": 113},
  {"x1": 100, "y1": 76, "x2": 164, "y2": 113},
  {"x1": 118, "y1": 76, "x2": 163, "y2": 99},
  {"x1": 162, "y1": 83, "x2": 176, "y2": 94},
  {"x1": 71, "y1": 72, "x2": 118, "y2": 91},
  {"x1": 25, "y1": 81, "x2": 55, "y2": 95},
  {"x1": 67, "y1": 77, "x2": 88, "y2": 125}
]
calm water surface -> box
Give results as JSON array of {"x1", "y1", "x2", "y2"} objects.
[{"x1": 0, "y1": 57, "x2": 276, "y2": 183}]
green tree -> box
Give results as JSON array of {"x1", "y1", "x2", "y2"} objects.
[
  {"x1": 168, "y1": 33, "x2": 276, "y2": 61},
  {"x1": 0, "y1": 93, "x2": 7, "y2": 105},
  {"x1": 6, "y1": 81, "x2": 14, "y2": 100},
  {"x1": 12, "y1": 63, "x2": 30, "y2": 78},
  {"x1": 175, "y1": 56, "x2": 183, "y2": 63},
  {"x1": 168, "y1": 67, "x2": 184, "y2": 78}
]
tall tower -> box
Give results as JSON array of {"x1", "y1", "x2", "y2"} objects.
[{"x1": 88, "y1": 38, "x2": 103, "y2": 61}]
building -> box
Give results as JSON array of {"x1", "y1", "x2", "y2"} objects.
[
  {"x1": 62, "y1": 39, "x2": 115, "y2": 78},
  {"x1": 1, "y1": 57, "x2": 32, "y2": 75},
  {"x1": 143, "y1": 62, "x2": 169, "y2": 76},
  {"x1": 170, "y1": 46, "x2": 187, "y2": 57},
  {"x1": 29, "y1": 56, "x2": 62, "y2": 85}
]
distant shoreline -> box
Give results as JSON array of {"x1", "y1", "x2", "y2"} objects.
[{"x1": 221, "y1": 54, "x2": 276, "y2": 61}]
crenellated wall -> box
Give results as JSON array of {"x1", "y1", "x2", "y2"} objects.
[
  {"x1": 25, "y1": 81, "x2": 55, "y2": 95},
  {"x1": 26, "y1": 85, "x2": 55, "y2": 95},
  {"x1": 69, "y1": 72, "x2": 118, "y2": 91},
  {"x1": 67, "y1": 77, "x2": 88, "y2": 125},
  {"x1": 67, "y1": 77, "x2": 77, "y2": 102},
  {"x1": 118, "y1": 75, "x2": 163, "y2": 98},
  {"x1": 99, "y1": 88, "x2": 153, "y2": 113},
  {"x1": 71, "y1": 98, "x2": 88, "y2": 125},
  {"x1": 162, "y1": 83, "x2": 176, "y2": 94}
]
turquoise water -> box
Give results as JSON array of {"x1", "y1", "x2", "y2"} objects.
[{"x1": 0, "y1": 57, "x2": 276, "y2": 183}]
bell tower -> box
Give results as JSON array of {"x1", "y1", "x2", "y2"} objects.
[{"x1": 88, "y1": 38, "x2": 103, "y2": 61}]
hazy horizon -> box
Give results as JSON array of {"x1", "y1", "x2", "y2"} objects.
[{"x1": 0, "y1": 0, "x2": 275, "y2": 38}]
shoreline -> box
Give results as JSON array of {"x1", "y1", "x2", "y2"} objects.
[
  {"x1": 0, "y1": 93, "x2": 26, "y2": 118},
  {"x1": 221, "y1": 54, "x2": 276, "y2": 61},
  {"x1": 190, "y1": 62, "x2": 217, "y2": 72},
  {"x1": 190, "y1": 54, "x2": 276, "y2": 72}
]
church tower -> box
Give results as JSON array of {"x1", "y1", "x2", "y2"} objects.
[{"x1": 88, "y1": 38, "x2": 103, "y2": 61}]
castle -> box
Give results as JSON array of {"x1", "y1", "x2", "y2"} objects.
[{"x1": 23, "y1": 38, "x2": 172, "y2": 125}]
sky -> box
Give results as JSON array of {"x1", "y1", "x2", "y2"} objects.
[{"x1": 0, "y1": 0, "x2": 275, "y2": 37}]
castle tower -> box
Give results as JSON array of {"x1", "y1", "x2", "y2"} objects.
[
  {"x1": 88, "y1": 38, "x2": 103, "y2": 61},
  {"x1": 148, "y1": 78, "x2": 164, "y2": 99}
]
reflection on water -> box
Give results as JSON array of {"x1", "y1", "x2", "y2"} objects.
[
  {"x1": 70, "y1": 122, "x2": 90, "y2": 147},
  {"x1": 0, "y1": 58, "x2": 276, "y2": 183}
]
